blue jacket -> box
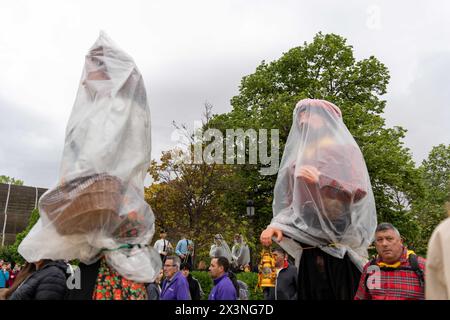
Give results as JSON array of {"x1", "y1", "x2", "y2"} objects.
[
  {"x1": 208, "y1": 273, "x2": 237, "y2": 300},
  {"x1": 160, "y1": 271, "x2": 191, "y2": 300},
  {"x1": 0, "y1": 270, "x2": 9, "y2": 288},
  {"x1": 175, "y1": 239, "x2": 194, "y2": 256}
]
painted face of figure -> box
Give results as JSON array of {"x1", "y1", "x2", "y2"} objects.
[
  {"x1": 297, "y1": 109, "x2": 325, "y2": 130},
  {"x1": 85, "y1": 50, "x2": 110, "y2": 81},
  {"x1": 214, "y1": 235, "x2": 223, "y2": 245},
  {"x1": 323, "y1": 197, "x2": 345, "y2": 219},
  {"x1": 375, "y1": 229, "x2": 404, "y2": 264}
]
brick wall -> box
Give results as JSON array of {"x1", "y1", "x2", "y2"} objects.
[{"x1": 0, "y1": 183, "x2": 47, "y2": 245}]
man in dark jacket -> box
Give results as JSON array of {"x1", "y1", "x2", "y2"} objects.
[
  {"x1": 9, "y1": 259, "x2": 68, "y2": 300},
  {"x1": 263, "y1": 248, "x2": 298, "y2": 300},
  {"x1": 181, "y1": 262, "x2": 202, "y2": 300}
]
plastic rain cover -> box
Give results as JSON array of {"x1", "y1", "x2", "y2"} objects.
[
  {"x1": 269, "y1": 99, "x2": 377, "y2": 270},
  {"x1": 231, "y1": 236, "x2": 250, "y2": 267},
  {"x1": 18, "y1": 32, "x2": 161, "y2": 283},
  {"x1": 209, "y1": 234, "x2": 233, "y2": 263}
]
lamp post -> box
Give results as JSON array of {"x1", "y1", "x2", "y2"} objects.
[
  {"x1": 246, "y1": 200, "x2": 255, "y2": 218},
  {"x1": 246, "y1": 199, "x2": 255, "y2": 269}
]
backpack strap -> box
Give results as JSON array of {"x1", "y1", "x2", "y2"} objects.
[
  {"x1": 408, "y1": 254, "x2": 424, "y2": 287},
  {"x1": 365, "y1": 255, "x2": 425, "y2": 289}
]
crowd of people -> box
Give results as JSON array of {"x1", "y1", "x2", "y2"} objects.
[
  {"x1": 1, "y1": 33, "x2": 448, "y2": 301},
  {"x1": 155, "y1": 255, "x2": 246, "y2": 301},
  {"x1": 0, "y1": 261, "x2": 21, "y2": 292},
  {"x1": 153, "y1": 230, "x2": 252, "y2": 271},
  {"x1": 0, "y1": 259, "x2": 68, "y2": 300},
  {"x1": 1, "y1": 216, "x2": 448, "y2": 301},
  {"x1": 145, "y1": 230, "x2": 252, "y2": 300}
]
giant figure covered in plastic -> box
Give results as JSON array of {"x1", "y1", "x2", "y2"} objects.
[
  {"x1": 209, "y1": 234, "x2": 233, "y2": 263},
  {"x1": 260, "y1": 99, "x2": 377, "y2": 300},
  {"x1": 18, "y1": 32, "x2": 161, "y2": 298},
  {"x1": 231, "y1": 234, "x2": 251, "y2": 270}
]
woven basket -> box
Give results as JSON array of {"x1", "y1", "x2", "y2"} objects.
[{"x1": 40, "y1": 174, "x2": 123, "y2": 235}]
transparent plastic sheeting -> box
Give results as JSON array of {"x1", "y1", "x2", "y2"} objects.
[
  {"x1": 231, "y1": 240, "x2": 250, "y2": 267},
  {"x1": 269, "y1": 99, "x2": 377, "y2": 271},
  {"x1": 19, "y1": 32, "x2": 161, "y2": 283},
  {"x1": 209, "y1": 235, "x2": 233, "y2": 263}
]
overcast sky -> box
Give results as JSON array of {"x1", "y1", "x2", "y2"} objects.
[{"x1": 0, "y1": 0, "x2": 449, "y2": 189}]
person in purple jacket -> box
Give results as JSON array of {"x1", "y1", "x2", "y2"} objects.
[
  {"x1": 160, "y1": 256, "x2": 191, "y2": 300},
  {"x1": 208, "y1": 257, "x2": 237, "y2": 300}
]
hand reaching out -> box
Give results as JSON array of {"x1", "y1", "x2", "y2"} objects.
[{"x1": 260, "y1": 227, "x2": 283, "y2": 247}]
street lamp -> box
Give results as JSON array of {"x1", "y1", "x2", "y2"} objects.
[
  {"x1": 246, "y1": 199, "x2": 256, "y2": 270},
  {"x1": 246, "y1": 199, "x2": 255, "y2": 217}
]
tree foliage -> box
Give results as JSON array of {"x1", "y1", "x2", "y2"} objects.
[
  {"x1": 145, "y1": 104, "x2": 254, "y2": 265},
  {"x1": 209, "y1": 32, "x2": 423, "y2": 247},
  {"x1": 0, "y1": 208, "x2": 39, "y2": 263},
  {"x1": 0, "y1": 175, "x2": 24, "y2": 186},
  {"x1": 146, "y1": 32, "x2": 446, "y2": 262},
  {"x1": 146, "y1": 150, "x2": 252, "y2": 264},
  {"x1": 412, "y1": 144, "x2": 450, "y2": 254}
]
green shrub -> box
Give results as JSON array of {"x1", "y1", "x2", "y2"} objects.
[
  {"x1": 0, "y1": 208, "x2": 40, "y2": 264},
  {"x1": 237, "y1": 272, "x2": 264, "y2": 300},
  {"x1": 191, "y1": 271, "x2": 213, "y2": 299}
]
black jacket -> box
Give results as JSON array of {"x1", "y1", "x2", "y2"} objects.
[
  {"x1": 9, "y1": 260, "x2": 68, "y2": 300},
  {"x1": 65, "y1": 260, "x2": 101, "y2": 300},
  {"x1": 187, "y1": 274, "x2": 202, "y2": 300},
  {"x1": 146, "y1": 282, "x2": 161, "y2": 300},
  {"x1": 264, "y1": 262, "x2": 298, "y2": 300}
]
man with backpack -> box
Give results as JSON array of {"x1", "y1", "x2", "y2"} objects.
[{"x1": 354, "y1": 223, "x2": 426, "y2": 300}]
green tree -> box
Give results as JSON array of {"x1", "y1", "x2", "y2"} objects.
[
  {"x1": 0, "y1": 208, "x2": 39, "y2": 263},
  {"x1": 146, "y1": 149, "x2": 250, "y2": 264},
  {"x1": 209, "y1": 32, "x2": 423, "y2": 247},
  {"x1": 145, "y1": 105, "x2": 253, "y2": 264},
  {"x1": 412, "y1": 144, "x2": 450, "y2": 254},
  {"x1": 0, "y1": 175, "x2": 24, "y2": 186},
  {"x1": 420, "y1": 144, "x2": 450, "y2": 204}
]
